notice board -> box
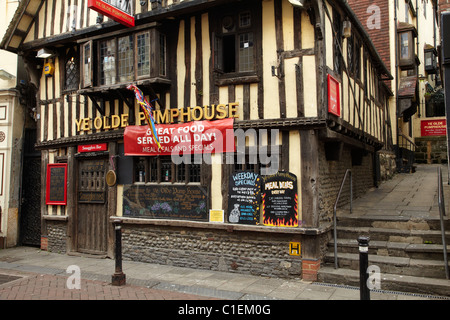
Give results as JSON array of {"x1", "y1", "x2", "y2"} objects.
[
  {"x1": 262, "y1": 171, "x2": 298, "y2": 227},
  {"x1": 123, "y1": 184, "x2": 209, "y2": 221},
  {"x1": 227, "y1": 171, "x2": 261, "y2": 225},
  {"x1": 46, "y1": 164, "x2": 68, "y2": 205}
]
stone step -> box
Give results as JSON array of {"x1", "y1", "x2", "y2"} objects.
[
  {"x1": 336, "y1": 226, "x2": 450, "y2": 244},
  {"x1": 317, "y1": 266, "x2": 450, "y2": 298},
  {"x1": 329, "y1": 238, "x2": 450, "y2": 260},
  {"x1": 336, "y1": 215, "x2": 450, "y2": 231},
  {"x1": 324, "y1": 252, "x2": 450, "y2": 279}
]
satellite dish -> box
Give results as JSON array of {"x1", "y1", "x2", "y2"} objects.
[{"x1": 288, "y1": 0, "x2": 306, "y2": 7}]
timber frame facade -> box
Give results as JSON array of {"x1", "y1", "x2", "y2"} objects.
[{"x1": 2, "y1": 0, "x2": 393, "y2": 280}]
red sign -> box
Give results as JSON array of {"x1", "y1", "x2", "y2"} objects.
[
  {"x1": 78, "y1": 143, "x2": 108, "y2": 153},
  {"x1": 328, "y1": 74, "x2": 341, "y2": 117},
  {"x1": 88, "y1": 0, "x2": 135, "y2": 28},
  {"x1": 46, "y1": 164, "x2": 68, "y2": 206},
  {"x1": 421, "y1": 120, "x2": 447, "y2": 136},
  {"x1": 124, "y1": 119, "x2": 236, "y2": 156}
]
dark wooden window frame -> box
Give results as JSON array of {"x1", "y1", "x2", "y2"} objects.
[
  {"x1": 133, "y1": 155, "x2": 202, "y2": 184},
  {"x1": 81, "y1": 28, "x2": 168, "y2": 88},
  {"x1": 63, "y1": 47, "x2": 80, "y2": 93},
  {"x1": 211, "y1": 2, "x2": 262, "y2": 82}
]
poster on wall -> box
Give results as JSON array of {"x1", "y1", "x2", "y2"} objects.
[
  {"x1": 45, "y1": 164, "x2": 68, "y2": 205},
  {"x1": 262, "y1": 171, "x2": 298, "y2": 227},
  {"x1": 227, "y1": 171, "x2": 261, "y2": 225}
]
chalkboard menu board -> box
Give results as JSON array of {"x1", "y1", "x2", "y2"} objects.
[
  {"x1": 46, "y1": 164, "x2": 68, "y2": 205},
  {"x1": 262, "y1": 171, "x2": 298, "y2": 227},
  {"x1": 123, "y1": 184, "x2": 209, "y2": 221},
  {"x1": 227, "y1": 171, "x2": 261, "y2": 225}
]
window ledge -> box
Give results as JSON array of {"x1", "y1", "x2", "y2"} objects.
[
  {"x1": 215, "y1": 74, "x2": 260, "y2": 86},
  {"x1": 79, "y1": 77, "x2": 171, "y2": 95},
  {"x1": 110, "y1": 216, "x2": 332, "y2": 236}
]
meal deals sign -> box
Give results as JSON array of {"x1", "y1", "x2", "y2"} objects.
[{"x1": 124, "y1": 118, "x2": 235, "y2": 156}]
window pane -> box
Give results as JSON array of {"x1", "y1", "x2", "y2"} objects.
[
  {"x1": 83, "y1": 43, "x2": 91, "y2": 86},
  {"x1": 176, "y1": 164, "x2": 186, "y2": 183},
  {"x1": 239, "y1": 12, "x2": 251, "y2": 28},
  {"x1": 347, "y1": 36, "x2": 353, "y2": 73},
  {"x1": 137, "y1": 32, "x2": 150, "y2": 77},
  {"x1": 118, "y1": 35, "x2": 134, "y2": 82},
  {"x1": 100, "y1": 40, "x2": 116, "y2": 85},
  {"x1": 149, "y1": 158, "x2": 158, "y2": 182},
  {"x1": 135, "y1": 157, "x2": 146, "y2": 182},
  {"x1": 161, "y1": 157, "x2": 172, "y2": 182},
  {"x1": 160, "y1": 34, "x2": 166, "y2": 76},
  {"x1": 239, "y1": 32, "x2": 254, "y2": 72},
  {"x1": 400, "y1": 33, "x2": 410, "y2": 60},
  {"x1": 65, "y1": 49, "x2": 79, "y2": 91}
]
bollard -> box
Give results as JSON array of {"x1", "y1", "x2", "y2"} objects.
[
  {"x1": 112, "y1": 219, "x2": 126, "y2": 286},
  {"x1": 358, "y1": 236, "x2": 370, "y2": 300}
]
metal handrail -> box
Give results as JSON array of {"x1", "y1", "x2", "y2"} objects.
[
  {"x1": 333, "y1": 169, "x2": 353, "y2": 269},
  {"x1": 437, "y1": 167, "x2": 449, "y2": 279}
]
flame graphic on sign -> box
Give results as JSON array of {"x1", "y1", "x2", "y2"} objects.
[{"x1": 262, "y1": 193, "x2": 298, "y2": 227}]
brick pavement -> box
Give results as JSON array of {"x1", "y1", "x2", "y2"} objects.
[{"x1": 0, "y1": 269, "x2": 215, "y2": 300}]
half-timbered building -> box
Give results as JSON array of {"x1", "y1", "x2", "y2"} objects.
[{"x1": 1, "y1": 0, "x2": 393, "y2": 280}]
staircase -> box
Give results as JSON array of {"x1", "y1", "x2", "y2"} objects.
[{"x1": 318, "y1": 215, "x2": 450, "y2": 297}]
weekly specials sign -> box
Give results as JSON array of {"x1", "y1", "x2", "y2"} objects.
[{"x1": 124, "y1": 118, "x2": 235, "y2": 156}]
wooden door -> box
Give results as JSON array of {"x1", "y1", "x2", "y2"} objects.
[{"x1": 76, "y1": 158, "x2": 108, "y2": 255}]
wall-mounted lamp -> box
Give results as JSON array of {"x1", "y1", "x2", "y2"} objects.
[
  {"x1": 343, "y1": 20, "x2": 351, "y2": 38},
  {"x1": 288, "y1": 0, "x2": 306, "y2": 8},
  {"x1": 36, "y1": 48, "x2": 54, "y2": 59}
]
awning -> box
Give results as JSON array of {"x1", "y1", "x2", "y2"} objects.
[{"x1": 398, "y1": 76, "x2": 418, "y2": 99}]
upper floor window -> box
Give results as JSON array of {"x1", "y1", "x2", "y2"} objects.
[
  {"x1": 65, "y1": 47, "x2": 79, "y2": 91},
  {"x1": 347, "y1": 35, "x2": 361, "y2": 80},
  {"x1": 398, "y1": 26, "x2": 417, "y2": 70},
  {"x1": 212, "y1": 5, "x2": 260, "y2": 75},
  {"x1": 333, "y1": 9, "x2": 343, "y2": 75},
  {"x1": 81, "y1": 28, "x2": 167, "y2": 89}
]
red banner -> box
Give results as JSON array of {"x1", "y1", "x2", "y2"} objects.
[
  {"x1": 88, "y1": 0, "x2": 135, "y2": 28},
  {"x1": 124, "y1": 119, "x2": 236, "y2": 156},
  {"x1": 421, "y1": 119, "x2": 447, "y2": 136}
]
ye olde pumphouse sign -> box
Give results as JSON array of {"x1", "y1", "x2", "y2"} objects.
[{"x1": 88, "y1": 0, "x2": 135, "y2": 28}]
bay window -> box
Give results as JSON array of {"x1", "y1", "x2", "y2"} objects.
[
  {"x1": 397, "y1": 23, "x2": 417, "y2": 70},
  {"x1": 80, "y1": 28, "x2": 167, "y2": 89}
]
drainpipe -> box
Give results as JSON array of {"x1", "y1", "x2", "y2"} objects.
[{"x1": 395, "y1": 0, "x2": 400, "y2": 168}]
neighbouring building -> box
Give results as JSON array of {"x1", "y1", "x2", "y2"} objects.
[
  {"x1": 1, "y1": 0, "x2": 393, "y2": 281},
  {"x1": 0, "y1": 0, "x2": 40, "y2": 249},
  {"x1": 348, "y1": 0, "x2": 444, "y2": 168}
]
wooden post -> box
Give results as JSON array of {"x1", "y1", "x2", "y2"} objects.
[
  {"x1": 427, "y1": 140, "x2": 432, "y2": 164},
  {"x1": 300, "y1": 129, "x2": 320, "y2": 228}
]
